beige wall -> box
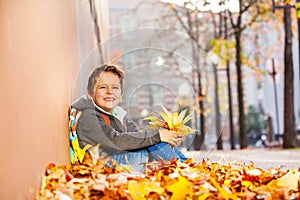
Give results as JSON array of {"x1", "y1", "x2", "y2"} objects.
[{"x1": 0, "y1": 1, "x2": 79, "y2": 199}]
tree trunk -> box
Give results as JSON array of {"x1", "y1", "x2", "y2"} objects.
[
  {"x1": 235, "y1": 32, "x2": 248, "y2": 149},
  {"x1": 192, "y1": 75, "x2": 205, "y2": 150},
  {"x1": 283, "y1": 5, "x2": 296, "y2": 148},
  {"x1": 224, "y1": 13, "x2": 235, "y2": 149},
  {"x1": 227, "y1": 60, "x2": 236, "y2": 149},
  {"x1": 214, "y1": 64, "x2": 223, "y2": 149},
  {"x1": 192, "y1": 45, "x2": 205, "y2": 150}
]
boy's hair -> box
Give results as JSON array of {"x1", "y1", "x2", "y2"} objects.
[{"x1": 87, "y1": 64, "x2": 124, "y2": 96}]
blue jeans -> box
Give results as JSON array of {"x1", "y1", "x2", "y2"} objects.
[{"x1": 112, "y1": 142, "x2": 187, "y2": 172}]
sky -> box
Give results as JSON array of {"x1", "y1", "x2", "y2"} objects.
[{"x1": 160, "y1": 0, "x2": 240, "y2": 13}]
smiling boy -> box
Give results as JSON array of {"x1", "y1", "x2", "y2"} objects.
[{"x1": 71, "y1": 64, "x2": 187, "y2": 172}]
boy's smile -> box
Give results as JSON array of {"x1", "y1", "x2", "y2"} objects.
[{"x1": 92, "y1": 71, "x2": 122, "y2": 113}]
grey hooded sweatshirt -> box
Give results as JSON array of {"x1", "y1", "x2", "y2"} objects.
[{"x1": 71, "y1": 95, "x2": 161, "y2": 157}]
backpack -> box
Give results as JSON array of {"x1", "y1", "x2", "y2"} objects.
[
  {"x1": 69, "y1": 107, "x2": 91, "y2": 164},
  {"x1": 69, "y1": 107, "x2": 124, "y2": 164}
]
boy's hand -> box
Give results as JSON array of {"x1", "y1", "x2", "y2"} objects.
[{"x1": 159, "y1": 129, "x2": 184, "y2": 146}]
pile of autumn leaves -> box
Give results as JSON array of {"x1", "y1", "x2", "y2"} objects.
[
  {"x1": 36, "y1": 106, "x2": 300, "y2": 199},
  {"x1": 35, "y1": 156, "x2": 300, "y2": 200}
]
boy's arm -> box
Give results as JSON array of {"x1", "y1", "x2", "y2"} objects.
[
  {"x1": 125, "y1": 118, "x2": 139, "y2": 132},
  {"x1": 77, "y1": 109, "x2": 161, "y2": 151}
]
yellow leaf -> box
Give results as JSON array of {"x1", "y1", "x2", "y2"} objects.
[
  {"x1": 182, "y1": 115, "x2": 192, "y2": 125},
  {"x1": 161, "y1": 105, "x2": 172, "y2": 118},
  {"x1": 142, "y1": 116, "x2": 165, "y2": 131},
  {"x1": 143, "y1": 105, "x2": 197, "y2": 135},
  {"x1": 198, "y1": 193, "x2": 210, "y2": 200},
  {"x1": 167, "y1": 176, "x2": 193, "y2": 200},
  {"x1": 224, "y1": 179, "x2": 231, "y2": 187},
  {"x1": 128, "y1": 180, "x2": 146, "y2": 200},
  {"x1": 277, "y1": 171, "x2": 300, "y2": 191},
  {"x1": 178, "y1": 109, "x2": 188, "y2": 121},
  {"x1": 241, "y1": 180, "x2": 253, "y2": 188},
  {"x1": 210, "y1": 177, "x2": 239, "y2": 200},
  {"x1": 128, "y1": 180, "x2": 164, "y2": 200}
]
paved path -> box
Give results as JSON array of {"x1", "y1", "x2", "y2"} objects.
[{"x1": 185, "y1": 148, "x2": 300, "y2": 171}]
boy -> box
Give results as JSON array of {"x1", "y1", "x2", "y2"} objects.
[{"x1": 71, "y1": 64, "x2": 187, "y2": 172}]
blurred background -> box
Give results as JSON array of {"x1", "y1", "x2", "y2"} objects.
[
  {"x1": 73, "y1": 0, "x2": 300, "y2": 151},
  {"x1": 1, "y1": 0, "x2": 300, "y2": 199}
]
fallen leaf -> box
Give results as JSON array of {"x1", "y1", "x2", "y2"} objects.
[
  {"x1": 277, "y1": 170, "x2": 300, "y2": 191},
  {"x1": 166, "y1": 176, "x2": 193, "y2": 200}
]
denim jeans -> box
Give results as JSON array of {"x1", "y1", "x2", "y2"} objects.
[{"x1": 112, "y1": 142, "x2": 187, "y2": 172}]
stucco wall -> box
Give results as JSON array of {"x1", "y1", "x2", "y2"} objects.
[{"x1": 0, "y1": 1, "x2": 79, "y2": 199}]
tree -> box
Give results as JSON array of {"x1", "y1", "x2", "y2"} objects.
[
  {"x1": 132, "y1": 0, "x2": 279, "y2": 150},
  {"x1": 156, "y1": 0, "x2": 274, "y2": 150},
  {"x1": 270, "y1": 0, "x2": 297, "y2": 148},
  {"x1": 164, "y1": 3, "x2": 213, "y2": 150},
  {"x1": 205, "y1": 0, "x2": 273, "y2": 149},
  {"x1": 228, "y1": 0, "x2": 272, "y2": 148},
  {"x1": 282, "y1": 1, "x2": 297, "y2": 148}
]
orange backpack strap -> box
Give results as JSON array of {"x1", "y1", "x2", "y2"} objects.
[
  {"x1": 100, "y1": 113, "x2": 111, "y2": 126},
  {"x1": 100, "y1": 112, "x2": 127, "y2": 126}
]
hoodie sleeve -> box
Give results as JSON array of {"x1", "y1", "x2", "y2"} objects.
[{"x1": 77, "y1": 108, "x2": 161, "y2": 151}]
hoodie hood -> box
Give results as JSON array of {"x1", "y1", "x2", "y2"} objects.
[
  {"x1": 72, "y1": 95, "x2": 127, "y2": 124},
  {"x1": 71, "y1": 95, "x2": 94, "y2": 111}
]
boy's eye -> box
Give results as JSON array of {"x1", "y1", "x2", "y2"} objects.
[{"x1": 97, "y1": 86, "x2": 120, "y2": 91}]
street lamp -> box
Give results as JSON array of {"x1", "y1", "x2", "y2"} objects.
[{"x1": 268, "y1": 59, "x2": 281, "y2": 141}]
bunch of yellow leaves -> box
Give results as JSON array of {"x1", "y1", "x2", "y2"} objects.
[{"x1": 143, "y1": 105, "x2": 197, "y2": 135}]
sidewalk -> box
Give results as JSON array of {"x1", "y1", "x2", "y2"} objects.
[{"x1": 186, "y1": 148, "x2": 300, "y2": 171}]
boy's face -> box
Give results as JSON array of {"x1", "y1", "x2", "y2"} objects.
[{"x1": 92, "y1": 71, "x2": 122, "y2": 113}]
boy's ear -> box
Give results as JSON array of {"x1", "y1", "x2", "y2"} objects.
[
  {"x1": 88, "y1": 88, "x2": 94, "y2": 96},
  {"x1": 87, "y1": 93, "x2": 93, "y2": 99}
]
